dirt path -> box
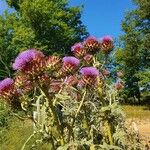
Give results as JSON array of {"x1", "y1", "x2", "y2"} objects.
[
  {"x1": 127, "y1": 118, "x2": 150, "y2": 148},
  {"x1": 138, "y1": 120, "x2": 150, "y2": 148}
]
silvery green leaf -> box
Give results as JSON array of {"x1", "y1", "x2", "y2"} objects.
[
  {"x1": 55, "y1": 93, "x2": 71, "y2": 100},
  {"x1": 57, "y1": 144, "x2": 70, "y2": 150}
]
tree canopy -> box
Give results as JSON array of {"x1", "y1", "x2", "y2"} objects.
[
  {"x1": 115, "y1": 0, "x2": 150, "y2": 103},
  {"x1": 0, "y1": 0, "x2": 88, "y2": 78}
]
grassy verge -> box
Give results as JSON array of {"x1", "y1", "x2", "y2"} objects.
[
  {"x1": 0, "y1": 117, "x2": 33, "y2": 150},
  {"x1": 0, "y1": 117, "x2": 52, "y2": 150},
  {"x1": 122, "y1": 105, "x2": 150, "y2": 119}
]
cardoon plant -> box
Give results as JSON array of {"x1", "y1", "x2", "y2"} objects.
[{"x1": 0, "y1": 36, "x2": 144, "y2": 149}]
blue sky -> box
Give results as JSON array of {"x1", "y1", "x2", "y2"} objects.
[{"x1": 0, "y1": 0, "x2": 135, "y2": 38}]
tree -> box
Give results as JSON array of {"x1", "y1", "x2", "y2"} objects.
[
  {"x1": 115, "y1": 0, "x2": 150, "y2": 104},
  {"x1": 0, "y1": 0, "x2": 88, "y2": 78}
]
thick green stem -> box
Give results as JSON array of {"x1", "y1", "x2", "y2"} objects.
[
  {"x1": 105, "y1": 121, "x2": 113, "y2": 145},
  {"x1": 72, "y1": 89, "x2": 86, "y2": 125},
  {"x1": 83, "y1": 106, "x2": 91, "y2": 139},
  {"x1": 50, "y1": 137, "x2": 56, "y2": 150},
  {"x1": 70, "y1": 89, "x2": 87, "y2": 140},
  {"x1": 39, "y1": 86, "x2": 65, "y2": 146}
]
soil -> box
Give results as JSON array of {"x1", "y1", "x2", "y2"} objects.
[{"x1": 127, "y1": 118, "x2": 150, "y2": 149}]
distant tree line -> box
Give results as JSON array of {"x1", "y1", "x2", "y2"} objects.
[{"x1": 115, "y1": 0, "x2": 150, "y2": 104}]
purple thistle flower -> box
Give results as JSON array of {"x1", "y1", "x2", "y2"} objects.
[
  {"x1": 71, "y1": 43, "x2": 83, "y2": 52},
  {"x1": 100, "y1": 35, "x2": 113, "y2": 43},
  {"x1": 99, "y1": 36, "x2": 113, "y2": 54},
  {"x1": 63, "y1": 56, "x2": 80, "y2": 66},
  {"x1": 79, "y1": 67, "x2": 99, "y2": 88},
  {"x1": 0, "y1": 78, "x2": 14, "y2": 92},
  {"x1": 83, "y1": 36, "x2": 100, "y2": 53},
  {"x1": 62, "y1": 56, "x2": 80, "y2": 74},
  {"x1": 80, "y1": 67, "x2": 99, "y2": 76},
  {"x1": 84, "y1": 36, "x2": 97, "y2": 44},
  {"x1": 13, "y1": 49, "x2": 44, "y2": 70},
  {"x1": 71, "y1": 43, "x2": 86, "y2": 58}
]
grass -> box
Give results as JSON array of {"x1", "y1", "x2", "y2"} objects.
[
  {"x1": 0, "y1": 105, "x2": 150, "y2": 150},
  {"x1": 0, "y1": 117, "x2": 52, "y2": 150},
  {"x1": 122, "y1": 105, "x2": 150, "y2": 120},
  {"x1": 0, "y1": 118, "x2": 33, "y2": 150}
]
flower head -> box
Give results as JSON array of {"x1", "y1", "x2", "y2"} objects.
[
  {"x1": 0, "y1": 78, "x2": 15, "y2": 100},
  {"x1": 63, "y1": 56, "x2": 80, "y2": 66},
  {"x1": 64, "y1": 75, "x2": 78, "y2": 86},
  {"x1": 13, "y1": 49, "x2": 44, "y2": 71},
  {"x1": 101, "y1": 36, "x2": 113, "y2": 42},
  {"x1": 46, "y1": 56, "x2": 62, "y2": 71},
  {"x1": 83, "y1": 54, "x2": 93, "y2": 64},
  {"x1": 102, "y1": 69, "x2": 110, "y2": 77},
  {"x1": 71, "y1": 43, "x2": 86, "y2": 58},
  {"x1": 71, "y1": 43, "x2": 83, "y2": 52},
  {"x1": 49, "y1": 80, "x2": 61, "y2": 93},
  {"x1": 15, "y1": 75, "x2": 33, "y2": 93},
  {"x1": 0, "y1": 78, "x2": 14, "y2": 92},
  {"x1": 62, "y1": 56, "x2": 80, "y2": 74},
  {"x1": 100, "y1": 35, "x2": 113, "y2": 54},
  {"x1": 84, "y1": 36, "x2": 97, "y2": 44},
  {"x1": 79, "y1": 67, "x2": 99, "y2": 87},
  {"x1": 83, "y1": 36, "x2": 100, "y2": 53},
  {"x1": 80, "y1": 67, "x2": 99, "y2": 76}
]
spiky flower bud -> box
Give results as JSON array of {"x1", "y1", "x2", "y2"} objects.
[
  {"x1": 46, "y1": 56, "x2": 62, "y2": 71},
  {"x1": 62, "y1": 56, "x2": 80, "y2": 74},
  {"x1": 79, "y1": 67, "x2": 99, "y2": 87},
  {"x1": 64, "y1": 75, "x2": 78, "y2": 86},
  {"x1": 83, "y1": 54, "x2": 93, "y2": 65},
  {"x1": 100, "y1": 36, "x2": 113, "y2": 54},
  {"x1": 71, "y1": 43, "x2": 86, "y2": 58},
  {"x1": 83, "y1": 36, "x2": 100, "y2": 53},
  {"x1": 15, "y1": 75, "x2": 33, "y2": 93}
]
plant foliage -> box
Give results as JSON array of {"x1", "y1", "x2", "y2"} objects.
[{"x1": 0, "y1": 36, "x2": 144, "y2": 149}]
